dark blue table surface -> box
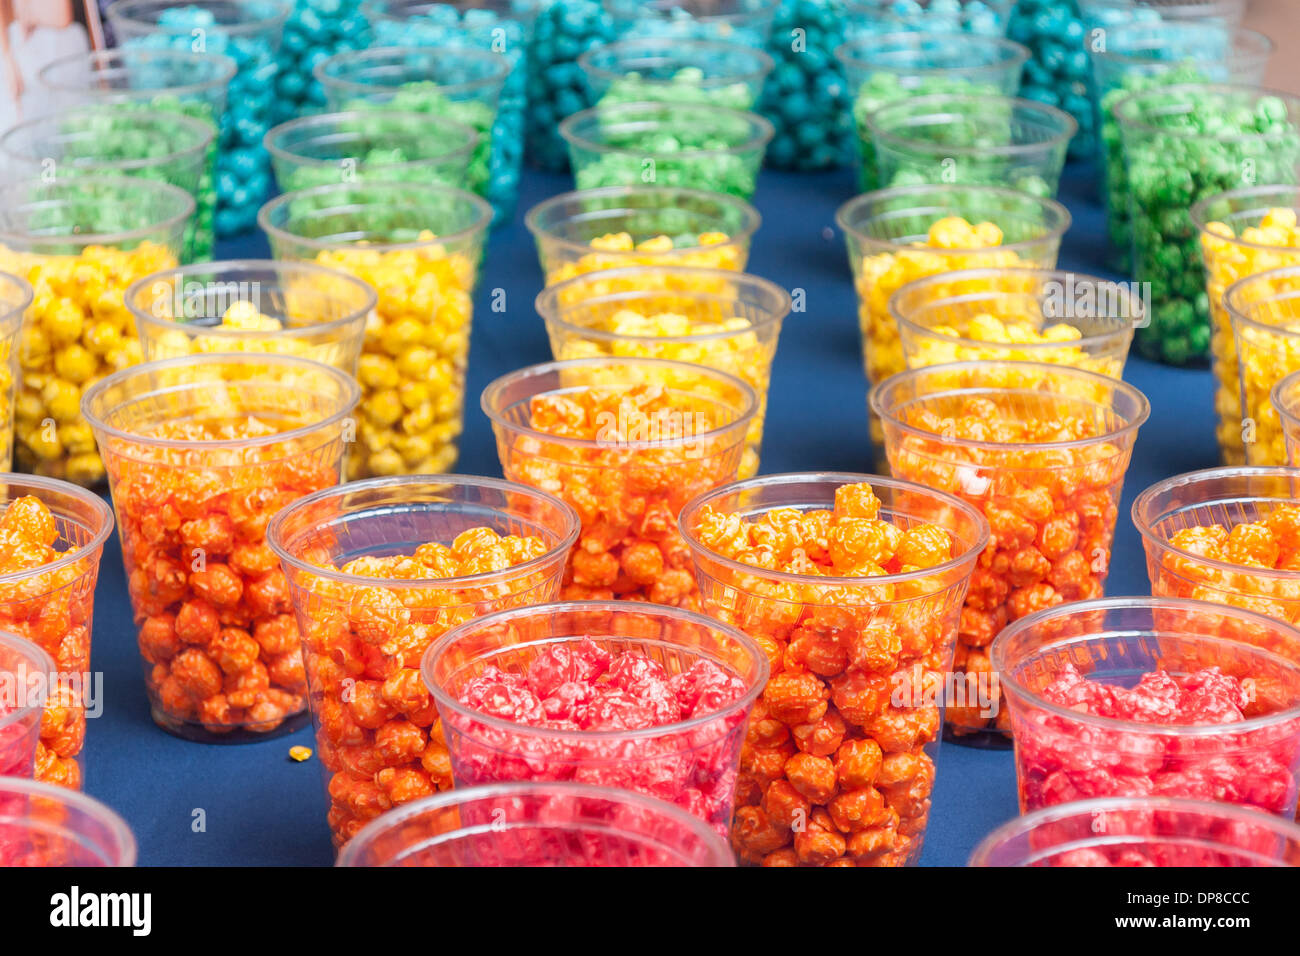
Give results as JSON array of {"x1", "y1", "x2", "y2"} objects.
[{"x1": 79, "y1": 162, "x2": 1215, "y2": 866}]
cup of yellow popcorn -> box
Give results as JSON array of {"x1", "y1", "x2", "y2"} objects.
[
  {"x1": 0, "y1": 272, "x2": 33, "y2": 472},
  {"x1": 0, "y1": 177, "x2": 194, "y2": 486},
  {"x1": 1225, "y1": 263, "x2": 1300, "y2": 467},
  {"x1": 1192, "y1": 188, "x2": 1300, "y2": 466},
  {"x1": 259, "y1": 181, "x2": 491, "y2": 479},
  {"x1": 836, "y1": 184, "x2": 1070, "y2": 462},
  {"x1": 126, "y1": 260, "x2": 376, "y2": 374},
  {"x1": 525, "y1": 186, "x2": 760, "y2": 287},
  {"x1": 891, "y1": 267, "x2": 1137, "y2": 379},
  {"x1": 535, "y1": 264, "x2": 790, "y2": 479}
]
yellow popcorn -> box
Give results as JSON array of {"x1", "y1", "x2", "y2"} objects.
[{"x1": 544, "y1": 231, "x2": 745, "y2": 287}]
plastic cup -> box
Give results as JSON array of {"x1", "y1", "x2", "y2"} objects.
[
  {"x1": 264, "y1": 110, "x2": 480, "y2": 194},
  {"x1": 314, "y1": 46, "x2": 506, "y2": 208},
  {"x1": 482, "y1": 356, "x2": 757, "y2": 609},
  {"x1": 1078, "y1": 0, "x2": 1246, "y2": 27},
  {"x1": 525, "y1": 185, "x2": 761, "y2": 286},
  {"x1": 0, "y1": 272, "x2": 31, "y2": 473},
  {"x1": 266, "y1": 474, "x2": 579, "y2": 847},
  {"x1": 336, "y1": 781, "x2": 734, "y2": 866},
  {"x1": 82, "y1": 353, "x2": 359, "y2": 743},
  {"x1": 872, "y1": 360, "x2": 1150, "y2": 743},
  {"x1": 836, "y1": 32, "x2": 1029, "y2": 192},
  {"x1": 1133, "y1": 466, "x2": 1300, "y2": 642},
  {"x1": 1273, "y1": 370, "x2": 1300, "y2": 465},
  {"x1": 579, "y1": 37, "x2": 773, "y2": 111},
  {"x1": 536, "y1": 265, "x2": 789, "y2": 479},
  {"x1": 836, "y1": 184, "x2": 1070, "y2": 457},
  {"x1": 0, "y1": 476, "x2": 114, "y2": 790},
  {"x1": 865, "y1": 93, "x2": 1076, "y2": 198},
  {"x1": 0, "y1": 632, "x2": 55, "y2": 779},
  {"x1": 0, "y1": 777, "x2": 136, "y2": 866},
  {"x1": 560, "y1": 101, "x2": 774, "y2": 201},
  {"x1": 842, "y1": 0, "x2": 1016, "y2": 39},
  {"x1": 890, "y1": 267, "x2": 1138, "y2": 375},
  {"x1": 1092, "y1": 25, "x2": 1273, "y2": 273},
  {"x1": 970, "y1": 796, "x2": 1300, "y2": 867},
  {"x1": 992, "y1": 596, "x2": 1300, "y2": 816},
  {"x1": 603, "y1": 0, "x2": 778, "y2": 47},
  {"x1": 125, "y1": 260, "x2": 375, "y2": 373},
  {"x1": 423, "y1": 599, "x2": 766, "y2": 839},
  {"x1": 37, "y1": 48, "x2": 235, "y2": 118},
  {"x1": 1192, "y1": 187, "x2": 1300, "y2": 465},
  {"x1": 679, "y1": 471, "x2": 989, "y2": 866},
  {"x1": 260, "y1": 181, "x2": 492, "y2": 479},
  {"x1": 0, "y1": 176, "x2": 193, "y2": 487}
]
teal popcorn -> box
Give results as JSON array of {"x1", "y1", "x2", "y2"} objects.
[
  {"x1": 274, "y1": 0, "x2": 368, "y2": 122},
  {"x1": 527, "y1": 0, "x2": 615, "y2": 171}
]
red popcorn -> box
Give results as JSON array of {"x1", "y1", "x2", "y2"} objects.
[{"x1": 424, "y1": 601, "x2": 767, "y2": 839}]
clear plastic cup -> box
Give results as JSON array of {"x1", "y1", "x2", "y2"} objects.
[
  {"x1": 891, "y1": 267, "x2": 1138, "y2": 375},
  {"x1": 992, "y1": 596, "x2": 1300, "y2": 816},
  {"x1": 1116, "y1": 84, "x2": 1300, "y2": 367},
  {"x1": 336, "y1": 781, "x2": 734, "y2": 866},
  {"x1": 836, "y1": 184, "x2": 1070, "y2": 457},
  {"x1": 0, "y1": 272, "x2": 31, "y2": 473},
  {"x1": 579, "y1": 37, "x2": 773, "y2": 111},
  {"x1": 37, "y1": 48, "x2": 236, "y2": 118},
  {"x1": 266, "y1": 474, "x2": 579, "y2": 847},
  {"x1": 1078, "y1": 0, "x2": 1246, "y2": 27},
  {"x1": 0, "y1": 476, "x2": 114, "y2": 790},
  {"x1": 865, "y1": 93, "x2": 1076, "y2": 198},
  {"x1": 526, "y1": 185, "x2": 761, "y2": 286},
  {"x1": 872, "y1": 360, "x2": 1150, "y2": 743},
  {"x1": 0, "y1": 631, "x2": 55, "y2": 779},
  {"x1": 314, "y1": 46, "x2": 506, "y2": 205},
  {"x1": 1092, "y1": 25, "x2": 1272, "y2": 273},
  {"x1": 843, "y1": 0, "x2": 1016, "y2": 38},
  {"x1": 482, "y1": 356, "x2": 757, "y2": 610},
  {"x1": 0, "y1": 177, "x2": 193, "y2": 487},
  {"x1": 1192, "y1": 187, "x2": 1300, "y2": 466},
  {"x1": 970, "y1": 796, "x2": 1300, "y2": 867},
  {"x1": 423, "y1": 599, "x2": 767, "y2": 839},
  {"x1": 264, "y1": 110, "x2": 480, "y2": 193},
  {"x1": 1273, "y1": 370, "x2": 1300, "y2": 465},
  {"x1": 1221, "y1": 265, "x2": 1300, "y2": 466},
  {"x1": 836, "y1": 32, "x2": 1029, "y2": 192},
  {"x1": 536, "y1": 265, "x2": 789, "y2": 479},
  {"x1": 560, "y1": 101, "x2": 774, "y2": 201},
  {"x1": 602, "y1": 0, "x2": 778, "y2": 47},
  {"x1": 260, "y1": 181, "x2": 492, "y2": 479},
  {"x1": 126, "y1": 259, "x2": 374, "y2": 372},
  {"x1": 82, "y1": 353, "x2": 359, "y2": 743},
  {"x1": 1133, "y1": 466, "x2": 1300, "y2": 642},
  {"x1": 679, "y1": 471, "x2": 990, "y2": 866},
  {"x1": 0, "y1": 777, "x2": 136, "y2": 866}
]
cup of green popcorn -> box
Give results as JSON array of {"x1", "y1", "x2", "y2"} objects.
[{"x1": 579, "y1": 36, "x2": 772, "y2": 111}]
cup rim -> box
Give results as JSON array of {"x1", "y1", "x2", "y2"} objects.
[
  {"x1": 1225, "y1": 264, "x2": 1300, "y2": 343},
  {"x1": 1112, "y1": 82, "x2": 1300, "y2": 144},
  {"x1": 108, "y1": 0, "x2": 291, "y2": 35},
  {"x1": 0, "y1": 630, "x2": 56, "y2": 733},
  {"x1": 834, "y1": 31, "x2": 1030, "y2": 77},
  {"x1": 0, "y1": 775, "x2": 137, "y2": 867},
  {"x1": 0, "y1": 106, "x2": 215, "y2": 175},
  {"x1": 266, "y1": 473, "x2": 582, "y2": 590},
  {"x1": 0, "y1": 474, "x2": 115, "y2": 587},
  {"x1": 312, "y1": 45, "x2": 510, "y2": 100},
  {"x1": 362, "y1": 0, "x2": 541, "y2": 25},
  {"x1": 38, "y1": 48, "x2": 238, "y2": 99},
  {"x1": 678, "y1": 470, "x2": 991, "y2": 588},
  {"x1": 578, "y1": 36, "x2": 775, "y2": 91},
  {"x1": 335, "y1": 778, "x2": 733, "y2": 867},
  {"x1": 0, "y1": 176, "x2": 195, "y2": 248},
  {"x1": 125, "y1": 258, "x2": 379, "y2": 344},
  {"x1": 559, "y1": 101, "x2": 775, "y2": 158},
  {"x1": 864, "y1": 92, "x2": 1078, "y2": 159},
  {"x1": 264, "y1": 110, "x2": 480, "y2": 172},
  {"x1": 1132, "y1": 465, "x2": 1300, "y2": 582},
  {"x1": 257, "y1": 181, "x2": 493, "y2": 253},
  {"x1": 0, "y1": 270, "x2": 34, "y2": 329},
  {"x1": 535, "y1": 265, "x2": 791, "y2": 344},
  {"x1": 480, "y1": 355, "x2": 759, "y2": 452},
  {"x1": 421, "y1": 598, "x2": 769, "y2": 743},
  {"x1": 991, "y1": 595, "x2": 1300, "y2": 737},
  {"x1": 80, "y1": 351, "x2": 362, "y2": 452},
  {"x1": 603, "y1": 0, "x2": 781, "y2": 25},
  {"x1": 1088, "y1": 24, "x2": 1272, "y2": 70},
  {"x1": 869, "y1": 359, "x2": 1151, "y2": 453},
  {"x1": 1190, "y1": 185, "x2": 1300, "y2": 252},
  {"x1": 1274, "y1": 368, "x2": 1300, "y2": 437}
]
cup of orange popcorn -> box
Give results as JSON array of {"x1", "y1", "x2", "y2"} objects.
[
  {"x1": 0, "y1": 476, "x2": 114, "y2": 789},
  {"x1": 535, "y1": 265, "x2": 790, "y2": 479},
  {"x1": 260, "y1": 182, "x2": 491, "y2": 479},
  {"x1": 835, "y1": 184, "x2": 1070, "y2": 459},
  {"x1": 266, "y1": 475, "x2": 579, "y2": 847},
  {"x1": 82, "y1": 353, "x2": 359, "y2": 743},
  {"x1": 891, "y1": 267, "x2": 1138, "y2": 378},
  {"x1": 0, "y1": 273, "x2": 33, "y2": 473},
  {"x1": 482, "y1": 357, "x2": 757, "y2": 612},
  {"x1": 525, "y1": 185, "x2": 760, "y2": 287},
  {"x1": 679, "y1": 474, "x2": 989, "y2": 866},
  {"x1": 1192, "y1": 189, "x2": 1300, "y2": 466},
  {"x1": 871, "y1": 360, "x2": 1150, "y2": 744},
  {"x1": 0, "y1": 177, "x2": 194, "y2": 487},
  {"x1": 126, "y1": 260, "x2": 375, "y2": 373}
]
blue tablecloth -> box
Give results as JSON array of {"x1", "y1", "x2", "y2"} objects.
[{"x1": 78, "y1": 162, "x2": 1215, "y2": 866}]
